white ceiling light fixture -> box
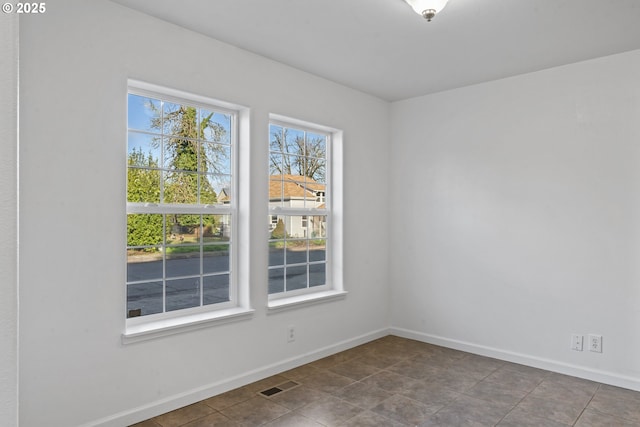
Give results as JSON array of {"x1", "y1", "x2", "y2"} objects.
[{"x1": 403, "y1": 0, "x2": 449, "y2": 21}]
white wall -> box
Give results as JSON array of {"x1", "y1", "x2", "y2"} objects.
[
  {"x1": 0, "y1": 11, "x2": 18, "y2": 427},
  {"x1": 18, "y1": 1, "x2": 389, "y2": 426},
  {"x1": 390, "y1": 49, "x2": 640, "y2": 390}
]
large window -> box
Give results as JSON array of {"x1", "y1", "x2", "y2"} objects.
[
  {"x1": 268, "y1": 121, "x2": 331, "y2": 297},
  {"x1": 126, "y1": 83, "x2": 236, "y2": 321}
]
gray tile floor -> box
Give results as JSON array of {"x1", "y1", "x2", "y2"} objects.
[{"x1": 132, "y1": 336, "x2": 640, "y2": 426}]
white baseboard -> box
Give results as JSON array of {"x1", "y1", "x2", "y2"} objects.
[
  {"x1": 390, "y1": 326, "x2": 640, "y2": 392},
  {"x1": 83, "y1": 328, "x2": 389, "y2": 427}
]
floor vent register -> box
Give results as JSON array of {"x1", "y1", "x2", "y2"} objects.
[{"x1": 259, "y1": 380, "x2": 300, "y2": 397}]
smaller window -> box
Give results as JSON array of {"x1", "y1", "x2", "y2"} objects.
[{"x1": 268, "y1": 120, "x2": 333, "y2": 298}]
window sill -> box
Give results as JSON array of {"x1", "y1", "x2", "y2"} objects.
[
  {"x1": 267, "y1": 290, "x2": 347, "y2": 313},
  {"x1": 122, "y1": 307, "x2": 255, "y2": 344}
]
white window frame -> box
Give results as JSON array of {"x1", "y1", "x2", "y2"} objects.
[
  {"x1": 267, "y1": 115, "x2": 346, "y2": 310},
  {"x1": 123, "y1": 80, "x2": 253, "y2": 343}
]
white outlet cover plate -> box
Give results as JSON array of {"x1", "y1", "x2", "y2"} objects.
[{"x1": 571, "y1": 334, "x2": 583, "y2": 351}]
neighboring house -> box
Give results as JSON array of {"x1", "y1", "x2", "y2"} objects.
[
  {"x1": 217, "y1": 187, "x2": 231, "y2": 204},
  {"x1": 269, "y1": 174, "x2": 326, "y2": 238}
]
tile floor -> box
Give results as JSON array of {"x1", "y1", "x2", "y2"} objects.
[{"x1": 132, "y1": 336, "x2": 640, "y2": 426}]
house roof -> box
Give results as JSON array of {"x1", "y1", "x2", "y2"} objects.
[
  {"x1": 269, "y1": 174, "x2": 325, "y2": 201},
  {"x1": 217, "y1": 175, "x2": 325, "y2": 203},
  {"x1": 217, "y1": 187, "x2": 231, "y2": 203}
]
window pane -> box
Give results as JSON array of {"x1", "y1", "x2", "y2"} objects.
[
  {"x1": 200, "y1": 175, "x2": 217, "y2": 205},
  {"x1": 128, "y1": 132, "x2": 160, "y2": 167},
  {"x1": 309, "y1": 164, "x2": 326, "y2": 185},
  {"x1": 269, "y1": 215, "x2": 287, "y2": 239},
  {"x1": 166, "y1": 214, "x2": 200, "y2": 243},
  {"x1": 127, "y1": 281, "x2": 163, "y2": 317},
  {"x1": 308, "y1": 178, "x2": 326, "y2": 205},
  {"x1": 204, "y1": 174, "x2": 231, "y2": 205},
  {"x1": 285, "y1": 128, "x2": 304, "y2": 154},
  {"x1": 203, "y1": 274, "x2": 230, "y2": 305},
  {"x1": 309, "y1": 263, "x2": 326, "y2": 287},
  {"x1": 268, "y1": 241, "x2": 284, "y2": 268},
  {"x1": 310, "y1": 216, "x2": 327, "y2": 238},
  {"x1": 166, "y1": 250, "x2": 200, "y2": 278},
  {"x1": 288, "y1": 215, "x2": 307, "y2": 238},
  {"x1": 306, "y1": 132, "x2": 326, "y2": 159},
  {"x1": 127, "y1": 249, "x2": 162, "y2": 282},
  {"x1": 286, "y1": 265, "x2": 307, "y2": 291},
  {"x1": 269, "y1": 124, "x2": 284, "y2": 152},
  {"x1": 309, "y1": 239, "x2": 326, "y2": 262},
  {"x1": 127, "y1": 168, "x2": 161, "y2": 203},
  {"x1": 269, "y1": 176, "x2": 284, "y2": 207},
  {"x1": 203, "y1": 215, "x2": 230, "y2": 242},
  {"x1": 201, "y1": 110, "x2": 231, "y2": 144},
  {"x1": 201, "y1": 142, "x2": 231, "y2": 175},
  {"x1": 127, "y1": 214, "x2": 163, "y2": 247},
  {"x1": 163, "y1": 102, "x2": 199, "y2": 137},
  {"x1": 304, "y1": 180, "x2": 316, "y2": 209},
  {"x1": 268, "y1": 268, "x2": 285, "y2": 294},
  {"x1": 217, "y1": 182, "x2": 232, "y2": 205},
  {"x1": 307, "y1": 175, "x2": 326, "y2": 208},
  {"x1": 269, "y1": 152, "x2": 283, "y2": 176},
  {"x1": 286, "y1": 240, "x2": 307, "y2": 264},
  {"x1": 164, "y1": 137, "x2": 198, "y2": 171},
  {"x1": 128, "y1": 94, "x2": 161, "y2": 133},
  {"x1": 163, "y1": 171, "x2": 198, "y2": 204},
  {"x1": 269, "y1": 215, "x2": 278, "y2": 230},
  {"x1": 282, "y1": 155, "x2": 305, "y2": 181},
  {"x1": 166, "y1": 277, "x2": 200, "y2": 312},
  {"x1": 203, "y1": 244, "x2": 229, "y2": 274}
]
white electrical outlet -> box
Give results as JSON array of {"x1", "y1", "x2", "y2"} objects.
[
  {"x1": 287, "y1": 325, "x2": 295, "y2": 343},
  {"x1": 571, "y1": 334, "x2": 583, "y2": 351},
  {"x1": 589, "y1": 334, "x2": 602, "y2": 353}
]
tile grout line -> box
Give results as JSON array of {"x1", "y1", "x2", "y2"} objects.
[
  {"x1": 572, "y1": 382, "x2": 601, "y2": 426},
  {"x1": 491, "y1": 370, "x2": 547, "y2": 427}
]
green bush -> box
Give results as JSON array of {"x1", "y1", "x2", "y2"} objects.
[
  {"x1": 271, "y1": 218, "x2": 287, "y2": 239},
  {"x1": 127, "y1": 213, "x2": 163, "y2": 247}
]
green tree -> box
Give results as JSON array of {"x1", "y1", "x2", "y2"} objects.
[
  {"x1": 127, "y1": 148, "x2": 160, "y2": 203},
  {"x1": 150, "y1": 104, "x2": 226, "y2": 202},
  {"x1": 149, "y1": 103, "x2": 228, "y2": 232},
  {"x1": 127, "y1": 149, "x2": 162, "y2": 248},
  {"x1": 271, "y1": 218, "x2": 287, "y2": 239}
]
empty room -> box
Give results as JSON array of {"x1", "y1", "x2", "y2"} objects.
[{"x1": 3, "y1": 0, "x2": 640, "y2": 426}]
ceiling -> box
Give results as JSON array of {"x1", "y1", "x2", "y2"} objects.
[{"x1": 112, "y1": 0, "x2": 640, "y2": 101}]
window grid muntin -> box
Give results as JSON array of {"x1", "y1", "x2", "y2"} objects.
[{"x1": 127, "y1": 85, "x2": 237, "y2": 320}]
